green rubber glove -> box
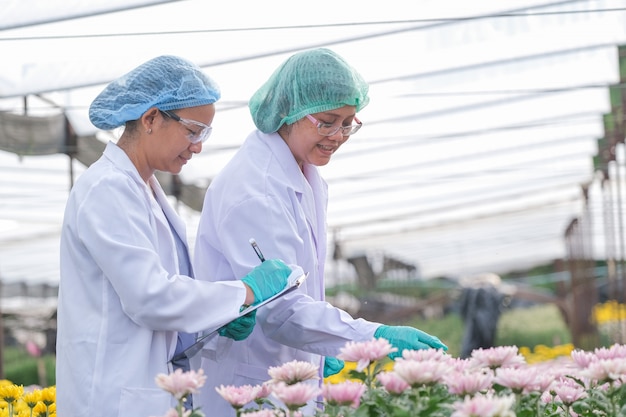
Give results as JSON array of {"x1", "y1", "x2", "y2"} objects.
[
  {"x1": 241, "y1": 259, "x2": 291, "y2": 304},
  {"x1": 374, "y1": 325, "x2": 448, "y2": 359},
  {"x1": 218, "y1": 310, "x2": 257, "y2": 341},
  {"x1": 323, "y1": 356, "x2": 345, "y2": 378}
]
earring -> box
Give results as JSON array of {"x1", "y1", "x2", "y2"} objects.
[{"x1": 147, "y1": 128, "x2": 152, "y2": 134}]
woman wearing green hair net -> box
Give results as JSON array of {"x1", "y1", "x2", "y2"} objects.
[
  {"x1": 193, "y1": 48, "x2": 448, "y2": 414},
  {"x1": 56, "y1": 55, "x2": 302, "y2": 417}
]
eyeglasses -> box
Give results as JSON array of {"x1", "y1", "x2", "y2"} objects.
[
  {"x1": 305, "y1": 114, "x2": 362, "y2": 137},
  {"x1": 159, "y1": 110, "x2": 212, "y2": 144}
]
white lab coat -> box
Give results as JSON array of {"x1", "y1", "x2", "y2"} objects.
[
  {"x1": 194, "y1": 131, "x2": 381, "y2": 416},
  {"x1": 56, "y1": 142, "x2": 248, "y2": 417}
]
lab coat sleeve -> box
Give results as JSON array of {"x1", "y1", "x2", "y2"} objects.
[
  {"x1": 261, "y1": 290, "x2": 381, "y2": 356},
  {"x1": 212, "y1": 195, "x2": 381, "y2": 357},
  {"x1": 75, "y1": 174, "x2": 246, "y2": 332}
]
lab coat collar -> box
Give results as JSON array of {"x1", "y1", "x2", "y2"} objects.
[
  {"x1": 102, "y1": 141, "x2": 146, "y2": 186},
  {"x1": 262, "y1": 132, "x2": 308, "y2": 194}
]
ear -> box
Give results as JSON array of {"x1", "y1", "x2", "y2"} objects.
[{"x1": 141, "y1": 107, "x2": 160, "y2": 132}]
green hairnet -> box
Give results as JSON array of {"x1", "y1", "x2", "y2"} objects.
[
  {"x1": 89, "y1": 55, "x2": 220, "y2": 130},
  {"x1": 249, "y1": 48, "x2": 370, "y2": 133}
]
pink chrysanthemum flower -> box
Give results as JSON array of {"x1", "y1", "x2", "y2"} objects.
[
  {"x1": 255, "y1": 382, "x2": 273, "y2": 400},
  {"x1": 271, "y1": 381, "x2": 320, "y2": 410},
  {"x1": 322, "y1": 380, "x2": 367, "y2": 408},
  {"x1": 155, "y1": 368, "x2": 206, "y2": 400},
  {"x1": 444, "y1": 369, "x2": 493, "y2": 396},
  {"x1": 494, "y1": 366, "x2": 541, "y2": 394},
  {"x1": 401, "y1": 348, "x2": 450, "y2": 362},
  {"x1": 338, "y1": 338, "x2": 397, "y2": 372},
  {"x1": 551, "y1": 377, "x2": 587, "y2": 405},
  {"x1": 581, "y1": 358, "x2": 626, "y2": 384},
  {"x1": 449, "y1": 357, "x2": 473, "y2": 373},
  {"x1": 451, "y1": 392, "x2": 516, "y2": 417},
  {"x1": 594, "y1": 343, "x2": 626, "y2": 360},
  {"x1": 393, "y1": 358, "x2": 451, "y2": 386},
  {"x1": 571, "y1": 349, "x2": 596, "y2": 369},
  {"x1": 377, "y1": 371, "x2": 410, "y2": 394},
  {"x1": 215, "y1": 384, "x2": 261, "y2": 409},
  {"x1": 469, "y1": 346, "x2": 526, "y2": 370},
  {"x1": 268, "y1": 360, "x2": 319, "y2": 385},
  {"x1": 528, "y1": 369, "x2": 558, "y2": 393}
]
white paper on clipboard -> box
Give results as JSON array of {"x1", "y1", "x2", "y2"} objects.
[{"x1": 170, "y1": 272, "x2": 308, "y2": 362}]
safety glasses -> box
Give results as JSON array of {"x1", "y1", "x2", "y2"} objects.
[
  {"x1": 306, "y1": 114, "x2": 362, "y2": 137},
  {"x1": 159, "y1": 110, "x2": 212, "y2": 144}
]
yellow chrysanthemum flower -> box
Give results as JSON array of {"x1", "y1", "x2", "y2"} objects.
[
  {"x1": 33, "y1": 402, "x2": 48, "y2": 417},
  {"x1": 519, "y1": 343, "x2": 574, "y2": 364},
  {"x1": 600, "y1": 301, "x2": 626, "y2": 323},
  {"x1": 39, "y1": 386, "x2": 55, "y2": 406},
  {"x1": 0, "y1": 384, "x2": 23, "y2": 404},
  {"x1": 21, "y1": 390, "x2": 40, "y2": 409}
]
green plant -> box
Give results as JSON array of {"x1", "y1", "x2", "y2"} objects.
[
  {"x1": 3, "y1": 348, "x2": 55, "y2": 387},
  {"x1": 496, "y1": 304, "x2": 571, "y2": 348}
]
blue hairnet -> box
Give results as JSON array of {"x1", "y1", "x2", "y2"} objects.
[
  {"x1": 249, "y1": 48, "x2": 370, "y2": 133},
  {"x1": 89, "y1": 55, "x2": 221, "y2": 130}
]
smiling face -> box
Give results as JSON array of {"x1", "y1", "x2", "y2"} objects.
[
  {"x1": 149, "y1": 104, "x2": 216, "y2": 175},
  {"x1": 280, "y1": 105, "x2": 358, "y2": 169}
]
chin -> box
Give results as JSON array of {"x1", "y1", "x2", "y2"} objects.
[
  {"x1": 169, "y1": 165, "x2": 183, "y2": 175},
  {"x1": 314, "y1": 158, "x2": 332, "y2": 167}
]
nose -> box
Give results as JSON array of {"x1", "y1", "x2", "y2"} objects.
[
  {"x1": 189, "y1": 141, "x2": 203, "y2": 153},
  {"x1": 328, "y1": 130, "x2": 344, "y2": 141}
]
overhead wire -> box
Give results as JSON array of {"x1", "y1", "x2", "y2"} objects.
[
  {"x1": 0, "y1": 0, "x2": 184, "y2": 31},
  {"x1": 335, "y1": 158, "x2": 580, "y2": 221},
  {"x1": 329, "y1": 134, "x2": 596, "y2": 192},
  {"x1": 1, "y1": 1, "x2": 618, "y2": 95},
  {"x1": 1, "y1": 1, "x2": 620, "y2": 41},
  {"x1": 328, "y1": 131, "x2": 589, "y2": 184},
  {"x1": 341, "y1": 111, "x2": 603, "y2": 148},
  {"x1": 337, "y1": 195, "x2": 582, "y2": 238}
]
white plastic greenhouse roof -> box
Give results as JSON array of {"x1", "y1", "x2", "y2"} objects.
[{"x1": 1, "y1": 0, "x2": 625, "y2": 285}]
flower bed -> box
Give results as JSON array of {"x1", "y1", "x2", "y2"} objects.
[
  {"x1": 0, "y1": 382, "x2": 55, "y2": 416},
  {"x1": 2, "y1": 340, "x2": 624, "y2": 417},
  {"x1": 154, "y1": 340, "x2": 626, "y2": 417}
]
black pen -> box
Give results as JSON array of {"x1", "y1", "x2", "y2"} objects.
[{"x1": 249, "y1": 238, "x2": 266, "y2": 262}]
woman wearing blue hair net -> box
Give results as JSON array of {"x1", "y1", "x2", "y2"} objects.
[
  {"x1": 193, "y1": 48, "x2": 448, "y2": 415},
  {"x1": 56, "y1": 55, "x2": 301, "y2": 417}
]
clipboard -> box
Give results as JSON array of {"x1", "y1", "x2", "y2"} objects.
[{"x1": 170, "y1": 272, "x2": 308, "y2": 363}]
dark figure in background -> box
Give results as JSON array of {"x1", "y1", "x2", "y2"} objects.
[{"x1": 459, "y1": 273, "x2": 507, "y2": 358}]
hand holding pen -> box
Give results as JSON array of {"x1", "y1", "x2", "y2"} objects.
[
  {"x1": 241, "y1": 238, "x2": 291, "y2": 304},
  {"x1": 249, "y1": 237, "x2": 306, "y2": 287}
]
